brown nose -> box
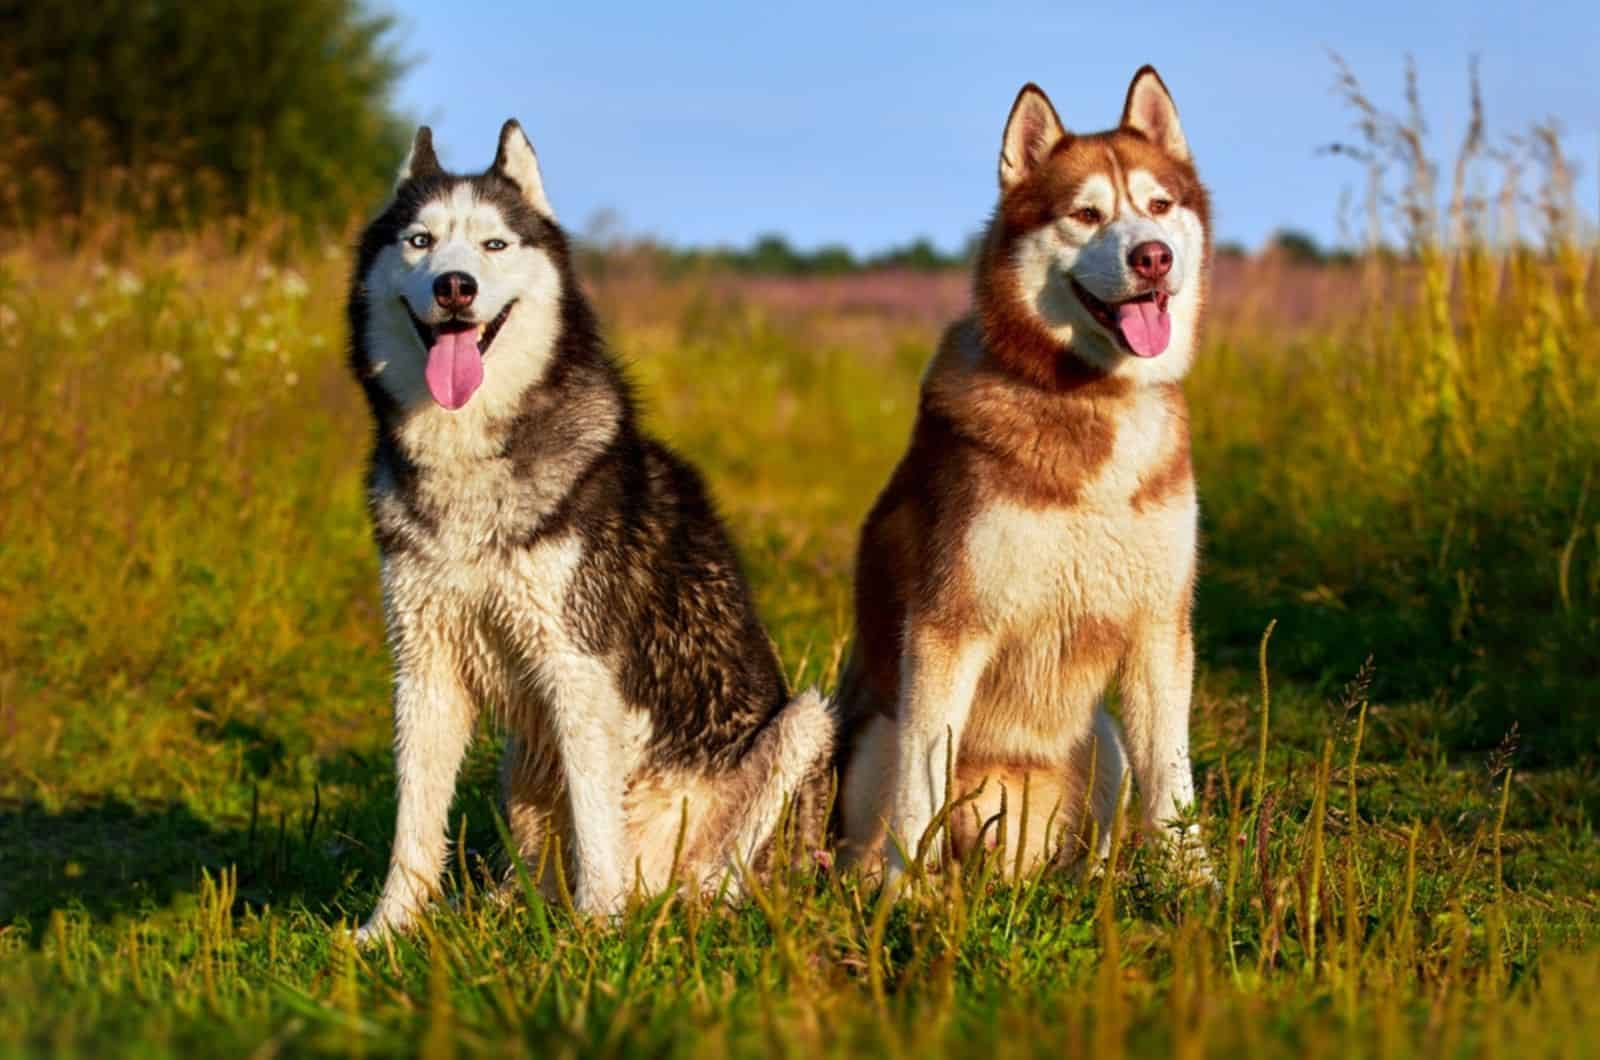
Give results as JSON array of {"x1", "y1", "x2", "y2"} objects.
[
  {"x1": 432, "y1": 271, "x2": 478, "y2": 311},
  {"x1": 1128, "y1": 241, "x2": 1174, "y2": 282}
]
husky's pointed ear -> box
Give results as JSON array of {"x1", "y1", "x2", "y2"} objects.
[
  {"x1": 1120, "y1": 66, "x2": 1189, "y2": 162},
  {"x1": 396, "y1": 126, "x2": 442, "y2": 188},
  {"x1": 492, "y1": 119, "x2": 555, "y2": 219},
  {"x1": 1000, "y1": 84, "x2": 1066, "y2": 191}
]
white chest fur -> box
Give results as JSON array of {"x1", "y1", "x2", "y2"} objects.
[
  {"x1": 380, "y1": 522, "x2": 583, "y2": 673},
  {"x1": 965, "y1": 495, "x2": 1195, "y2": 631},
  {"x1": 962, "y1": 390, "x2": 1195, "y2": 632}
]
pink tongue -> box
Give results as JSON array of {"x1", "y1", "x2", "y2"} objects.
[
  {"x1": 424, "y1": 329, "x2": 483, "y2": 410},
  {"x1": 1115, "y1": 299, "x2": 1172, "y2": 357}
]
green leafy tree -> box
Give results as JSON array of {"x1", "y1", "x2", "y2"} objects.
[{"x1": 0, "y1": 0, "x2": 410, "y2": 228}]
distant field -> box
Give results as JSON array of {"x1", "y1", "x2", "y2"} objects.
[
  {"x1": 659, "y1": 252, "x2": 1369, "y2": 332},
  {"x1": 0, "y1": 233, "x2": 1597, "y2": 1057}
]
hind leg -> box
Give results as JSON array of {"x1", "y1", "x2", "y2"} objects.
[
  {"x1": 719, "y1": 689, "x2": 835, "y2": 882},
  {"x1": 1061, "y1": 705, "x2": 1132, "y2": 869},
  {"x1": 610, "y1": 689, "x2": 833, "y2": 900},
  {"x1": 838, "y1": 714, "x2": 893, "y2": 872},
  {"x1": 496, "y1": 735, "x2": 563, "y2": 898},
  {"x1": 940, "y1": 706, "x2": 1128, "y2": 877}
]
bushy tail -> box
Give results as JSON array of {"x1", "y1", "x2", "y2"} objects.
[{"x1": 723, "y1": 688, "x2": 836, "y2": 874}]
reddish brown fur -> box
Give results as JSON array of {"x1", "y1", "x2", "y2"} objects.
[
  {"x1": 978, "y1": 128, "x2": 1210, "y2": 391},
  {"x1": 848, "y1": 319, "x2": 1142, "y2": 719},
  {"x1": 848, "y1": 100, "x2": 1212, "y2": 697}
]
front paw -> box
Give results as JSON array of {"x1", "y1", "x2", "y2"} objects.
[
  {"x1": 1160, "y1": 823, "x2": 1215, "y2": 889},
  {"x1": 354, "y1": 912, "x2": 398, "y2": 947},
  {"x1": 573, "y1": 878, "x2": 629, "y2": 919},
  {"x1": 876, "y1": 850, "x2": 911, "y2": 902},
  {"x1": 355, "y1": 896, "x2": 420, "y2": 945}
]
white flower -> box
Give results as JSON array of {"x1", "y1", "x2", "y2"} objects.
[
  {"x1": 284, "y1": 371, "x2": 300, "y2": 387},
  {"x1": 279, "y1": 270, "x2": 309, "y2": 300},
  {"x1": 114, "y1": 269, "x2": 143, "y2": 296}
]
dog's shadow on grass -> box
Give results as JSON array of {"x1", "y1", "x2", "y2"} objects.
[
  {"x1": 2, "y1": 798, "x2": 260, "y2": 933},
  {"x1": 0, "y1": 742, "x2": 510, "y2": 944}
]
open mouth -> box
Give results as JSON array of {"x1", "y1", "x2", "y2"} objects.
[
  {"x1": 1070, "y1": 279, "x2": 1171, "y2": 358},
  {"x1": 402, "y1": 299, "x2": 516, "y2": 410},
  {"x1": 404, "y1": 299, "x2": 516, "y2": 359}
]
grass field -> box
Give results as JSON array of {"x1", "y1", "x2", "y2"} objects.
[{"x1": 0, "y1": 220, "x2": 1597, "y2": 1058}]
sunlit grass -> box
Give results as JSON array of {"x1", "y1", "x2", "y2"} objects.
[{"x1": 0, "y1": 225, "x2": 1595, "y2": 1056}]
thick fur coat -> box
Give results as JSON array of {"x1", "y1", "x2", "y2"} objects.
[
  {"x1": 350, "y1": 123, "x2": 833, "y2": 940},
  {"x1": 836, "y1": 68, "x2": 1213, "y2": 883}
]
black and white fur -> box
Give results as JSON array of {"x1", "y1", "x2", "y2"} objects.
[{"x1": 350, "y1": 121, "x2": 834, "y2": 941}]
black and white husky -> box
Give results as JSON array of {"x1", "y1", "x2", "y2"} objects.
[{"x1": 349, "y1": 121, "x2": 834, "y2": 940}]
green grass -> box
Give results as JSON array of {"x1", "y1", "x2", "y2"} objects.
[{"x1": 1, "y1": 239, "x2": 1597, "y2": 1058}]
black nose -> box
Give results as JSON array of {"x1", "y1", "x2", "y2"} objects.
[
  {"x1": 1128, "y1": 241, "x2": 1174, "y2": 282},
  {"x1": 432, "y1": 271, "x2": 477, "y2": 311}
]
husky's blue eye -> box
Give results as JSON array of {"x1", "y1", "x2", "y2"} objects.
[
  {"x1": 483, "y1": 239, "x2": 509, "y2": 252},
  {"x1": 406, "y1": 233, "x2": 433, "y2": 250}
]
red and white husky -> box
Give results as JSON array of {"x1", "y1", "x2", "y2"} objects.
[{"x1": 836, "y1": 67, "x2": 1212, "y2": 885}]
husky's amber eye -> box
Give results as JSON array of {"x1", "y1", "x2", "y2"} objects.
[
  {"x1": 406, "y1": 232, "x2": 433, "y2": 250},
  {"x1": 483, "y1": 238, "x2": 509, "y2": 252},
  {"x1": 1148, "y1": 198, "x2": 1174, "y2": 216},
  {"x1": 1070, "y1": 206, "x2": 1103, "y2": 226}
]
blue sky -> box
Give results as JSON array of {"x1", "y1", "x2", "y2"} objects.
[{"x1": 387, "y1": 1, "x2": 1597, "y2": 256}]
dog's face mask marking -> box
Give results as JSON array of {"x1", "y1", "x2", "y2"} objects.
[
  {"x1": 995, "y1": 70, "x2": 1209, "y2": 379},
  {"x1": 359, "y1": 122, "x2": 564, "y2": 412}
]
